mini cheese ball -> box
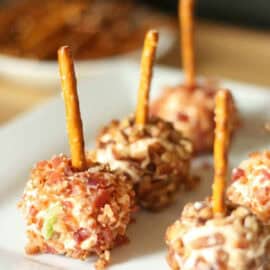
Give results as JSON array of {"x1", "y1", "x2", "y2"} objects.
[
  {"x1": 227, "y1": 151, "x2": 270, "y2": 224},
  {"x1": 90, "y1": 30, "x2": 194, "y2": 211},
  {"x1": 92, "y1": 115, "x2": 194, "y2": 211},
  {"x1": 18, "y1": 46, "x2": 136, "y2": 270},
  {"x1": 165, "y1": 199, "x2": 270, "y2": 270},
  {"x1": 150, "y1": 0, "x2": 239, "y2": 154},
  {"x1": 165, "y1": 90, "x2": 270, "y2": 270},
  {"x1": 150, "y1": 83, "x2": 239, "y2": 154},
  {"x1": 18, "y1": 154, "x2": 135, "y2": 269}
]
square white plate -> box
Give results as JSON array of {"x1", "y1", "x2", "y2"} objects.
[{"x1": 0, "y1": 62, "x2": 270, "y2": 270}]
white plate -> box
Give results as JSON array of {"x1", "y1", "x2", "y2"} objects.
[
  {"x1": 0, "y1": 27, "x2": 175, "y2": 88},
  {"x1": 0, "y1": 63, "x2": 269, "y2": 270}
]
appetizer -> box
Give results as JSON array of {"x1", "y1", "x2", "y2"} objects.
[
  {"x1": 165, "y1": 90, "x2": 270, "y2": 270},
  {"x1": 18, "y1": 46, "x2": 135, "y2": 270},
  {"x1": 227, "y1": 151, "x2": 270, "y2": 224},
  {"x1": 151, "y1": 0, "x2": 239, "y2": 154},
  {"x1": 91, "y1": 30, "x2": 194, "y2": 211},
  {"x1": 0, "y1": 0, "x2": 173, "y2": 60}
]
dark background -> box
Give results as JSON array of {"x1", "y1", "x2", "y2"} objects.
[
  {"x1": 1, "y1": 0, "x2": 270, "y2": 29},
  {"x1": 141, "y1": 0, "x2": 270, "y2": 29}
]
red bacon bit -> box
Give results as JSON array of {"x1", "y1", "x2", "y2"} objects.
[
  {"x1": 130, "y1": 217, "x2": 136, "y2": 224},
  {"x1": 44, "y1": 245, "x2": 57, "y2": 254},
  {"x1": 29, "y1": 206, "x2": 38, "y2": 216},
  {"x1": 47, "y1": 172, "x2": 62, "y2": 184},
  {"x1": 87, "y1": 178, "x2": 100, "y2": 186},
  {"x1": 70, "y1": 181, "x2": 84, "y2": 195},
  {"x1": 25, "y1": 244, "x2": 41, "y2": 255},
  {"x1": 261, "y1": 169, "x2": 270, "y2": 181},
  {"x1": 87, "y1": 174, "x2": 106, "y2": 187},
  {"x1": 51, "y1": 156, "x2": 64, "y2": 169},
  {"x1": 205, "y1": 89, "x2": 216, "y2": 98},
  {"x1": 36, "y1": 160, "x2": 48, "y2": 169},
  {"x1": 74, "y1": 228, "x2": 90, "y2": 243},
  {"x1": 254, "y1": 186, "x2": 270, "y2": 205},
  {"x1": 232, "y1": 168, "x2": 245, "y2": 182},
  {"x1": 131, "y1": 204, "x2": 140, "y2": 213},
  {"x1": 62, "y1": 201, "x2": 73, "y2": 209},
  {"x1": 99, "y1": 228, "x2": 113, "y2": 243},
  {"x1": 236, "y1": 239, "x2": 249, "y2": 249},
  {"x1": 93, "y1": 189, "x2": 112, "y2": 209},
  {"x1": 177, "y1": 112, "x2": 189, "y2": 122}
]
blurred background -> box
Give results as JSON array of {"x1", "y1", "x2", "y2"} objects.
[
  {"x1": 0, "y1": 0, "x2": 270, "y2": 124},
  {"x1": 144, "y1": 0, "x2": 270, "y2": 28}
]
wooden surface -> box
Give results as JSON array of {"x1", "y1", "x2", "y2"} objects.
[{"x1": 1, "y1": 19, "x2": 270, "y2": 125}]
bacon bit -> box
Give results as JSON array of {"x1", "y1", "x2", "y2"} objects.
[
  {"x1": 99, "y1": 228, "x2": 113, "y2": 243},
  {"x1": 131, "y1": 204, "x2": 140, "y2": 213},
  {"x1": 87, "y1": 178, "x2": 100, "y2": 186},
  {"x1": 232, "y1": 168, "x2": 245, "y2": 182},
  {"x1": 29, "y1": 206, "x2": 38, "y2": 216},
  {"x1": 36, "y1": 160, "x2": 48, "y2": 169},
  {"x1": 74, "y1": 228, "x2": 90, "y2": 243},
  {"x1": 236, "y1": 239, "x2": 249, "y2": 249},
  {"x1": 62, "y1": 201, "x2": 73, "y2": 209},
  {"x1": 44, "y1": 244, "x2": 57, "y2": 254},
  {"x1": 51, "y1": 156, "x2": 64, "y2": 169},
  {"x1": 37, "y1": 219, "x2": 43, "y2": 230},
  {"x1": 87, "y1": 174, "x2": 106, "y2": 187},
  {"x1": 25, "y1": 244, "x2": 41, "y2": 255},
  {"x1": 254, "y1": 187, "x2": 270, "y2": 205},
  {"x1": 65, "y1": 182, "x2": 73, "y2": 196},
  {"x1": 158, "y1": 164, "x2": 172, "y2": 174},
  {"x1": 177, "y1": 112, "x2": 189, "y2": 122},
  {"x1": 205, "y1": 89, "x2": 216, "y2": 98},
  {"x1": 93, "y1": 189, "x2": 112, "y2": 209},
  {"x1": 261, "y1": 169, "x2": 270, "y2": 181},
  {"x1": 47, "y1": 172, "x2": 62, "y2": 184},
  {"x1": 130, "y1": 217, "x2": 136, "y2": 224}
]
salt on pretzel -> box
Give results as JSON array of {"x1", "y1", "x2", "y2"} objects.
[
  {"x1": 58, "y1": 46, "x2": 86, "y2": 171},
  {"x1": 179, "y1": 0, "x2": 195, "y2": 88},
  {"x1": 135, "y1": 30, "x2": 159, "y2": 125},
  {"x1": 212, "y1": 89, "x2": 231, "y2": 215}
]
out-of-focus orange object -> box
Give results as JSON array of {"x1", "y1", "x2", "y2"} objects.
[{"x1": 0, "y1": 0, "x2": 173, "y2": 60}]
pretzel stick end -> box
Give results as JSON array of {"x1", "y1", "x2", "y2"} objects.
[
  {"x1": 212, "y1": 89, "x2": 231, "y2": 216},
  {"x1": 58, "y1": 45, "x2": 87, "y2": 171},
  {"x1": 135, "y1": 30, "x2": 159, "y2": 125},
  {"x1": 179, "y1": 0, "x2": 196, "y2": 88}
]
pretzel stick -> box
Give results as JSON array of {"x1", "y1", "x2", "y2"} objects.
[
  {"x1": 135, "y1": 30, "x2": 159, "y2": 125},
  {"x1": 179, "y1": 0, "x2": 195, "y2": 88},
  {"x1": 58, "y1": 46, "x2": 86, "y2": 171},
  {"x1": 212, "y1": 90, "x2": 231, "y2": 215}
]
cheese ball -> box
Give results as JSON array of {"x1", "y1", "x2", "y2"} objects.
[
  {"x1": 92, "y1": 115, "x2": 194, "y2": 211},
  {"x1": 227, "y1": 151, "x2": 270, "y2": 224},
  {"x1": 165, "y1": 198, "x2": 270, "y2": 270},
  {"x1": 18, "y1": 154, "x2": 135, "y2": 269},
  {"x1": 150, "y1": 84, "x2": 239, "y2": 154}
]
